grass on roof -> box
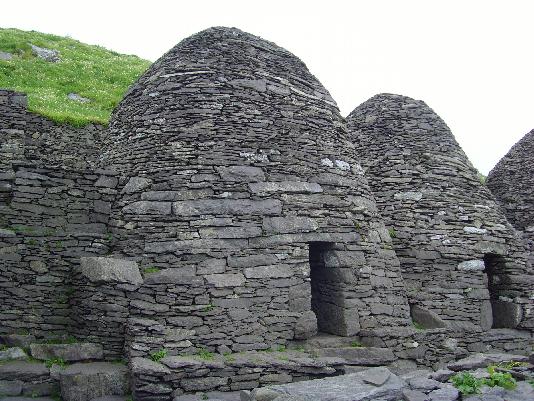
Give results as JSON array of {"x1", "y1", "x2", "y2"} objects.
[{"x1": 0, "y1": 28, "x2": 150, "y2": 127}]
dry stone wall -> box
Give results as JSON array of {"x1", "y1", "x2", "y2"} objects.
[
  {"x1": 487, "y1": 129, "x2": 534, "y2": 232},
  {"x1": 1, "y1": 27, "x2": 533, "y2": 400},
  {"x1": 487, "y1": 129, "x2": 534, "y2": 276},
  {"x1": 346, "y1": 93, "x2": 534, "y2": 332},
  {"x1": 0, "y1": 90, "x2": 115, "y2": 339},
  {"x1": 102, "y1": 27, "x2": 412, "y2": 354}
]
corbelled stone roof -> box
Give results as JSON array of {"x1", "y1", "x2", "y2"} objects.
[
  {"x1": 347, "y1": 93, "x2": 532, "y2": 331},
  {"x1": 101, "y1": 28, "x2": 412, "y2": 351},
  {"x1": 487, "y1": 129, "x2": 534, "y2": 232}
]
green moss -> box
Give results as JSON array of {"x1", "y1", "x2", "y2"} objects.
[
  {"x1": 350, "y1": 341, "x2": 363, "y2": 348},
  {"x1": 143, "y1": 266, "x2": 160, "y2": 274},
  {"x1": 0, "y1": 28, "x2": 150, "y2": 126}
]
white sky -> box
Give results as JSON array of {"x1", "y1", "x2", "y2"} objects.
[{"x1": 2, "y1": 0, "x2": 533, "y2": 174}]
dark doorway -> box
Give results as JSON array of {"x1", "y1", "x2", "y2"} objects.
[
  {"x1": 309, "y1": 241, "x2": 359, "y2": 336},
  {"x1": 483, "y1": 253, "x2": 520, "y2": 329}
]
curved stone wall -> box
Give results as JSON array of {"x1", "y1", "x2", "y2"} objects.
[
  {"x1": 347, "y1": 93, "x2": 533, "y2": 332},
  {"x1": 102, "y1": 28, "x2": 411, "y2": 353},
  {"x1": 487, "y1": 129, "x2": 534, "y2": 232}
]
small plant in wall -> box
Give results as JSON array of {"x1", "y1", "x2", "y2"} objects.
[
  {"x1": 350, "y1": 341, "x2": 363, "y2": 348},
  {"x1": 45, "y1": 357, "x2": 67, "y2": 368},
  {"x1": 143, "y1": 266, "x2": 160, "y2": 274},
  {"x1": 388, "y1": 228, "x2": 397, "y2": 238},
  {"x1": 149, "y1": 349, "x2": 167, "y2": 362},
  {"x1": 451, "y1": 372, "x2": 484, "y2": 395},
  {"x1": 197, "y1": 347, "x2": 214, "y2": 360}
]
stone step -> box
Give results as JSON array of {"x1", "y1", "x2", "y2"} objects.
[
  {"x1": 0, "y1": 335, "x2": 37, "y2": 349},
  {"x1": 314, "y1": 347, "x2": 397, "y2": 366},
  {"x1": 174, "y1": 391, "x2": 241, "y2": 401},
  {"x1": 59, "y1": 362, "x2": 130, "y2": 401},
  {"x1": 30, "y1": 343, "x2": 104, "y2": 362},
  {"x1": 0, "y1": 397, "x2": 56, "y2": 401},
  {"x1": 289, "y1": 332, "x2": 362, "y2": 350},
  {"x1": 0, "y1": 361, "x2": 57, "y2": 398},
  {"x1": 0, "y1": 347, "x2": 27, "y2": 362}
]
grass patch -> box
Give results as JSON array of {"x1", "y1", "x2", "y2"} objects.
[
  {"x1": 0, "y1": 28, "x2": 150, "y2": 126},
  {"x1": 45, "y1": 357, "x2": 66, "y2": 368},
  {"x1": 149, "y1": 349, "x2": 167, "y2": 362},
  {"x1": 197, "y1": 347, "x2": 214, "y2": 360},
  {"x1": 143, "y1": 266, "x2": 160, "y2": 274}
]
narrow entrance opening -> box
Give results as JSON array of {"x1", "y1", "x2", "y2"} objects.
[
  {"x1": 483, "y1": 253, "x2": 517, "y2": 329},
  {"x1": 309, "y1": 241, "x2": 347, "y2": 335}
]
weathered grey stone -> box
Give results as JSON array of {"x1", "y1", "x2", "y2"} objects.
[
  {"x1": 29, "y1": 343, "x2": 103, "y2": 362},
  {"x1": 0, "y1": 379, "x2": 23, "y2": 396},
  {"x1": 217, "y1": 166, "x2": 265, "y2": 182},
  {"x1": 143, "y1": 268, "x2": 197, "y2": 284},
  {"x1": 80, "y1": 257, "x2": 142, "y2": 285},
  {"x1": 130, "y1": 357, "x2": 170, "y2": 375},
  {"x1": 491, "y1": 300, "x2": 522, "y2": 328},
  {"x1": 243, "y1": 265, "x2": 293, "y2": 279},
  {"x1": 427, "y1": 385, "x2": 459, "y2": 401},
  {"x1": 402, "y1": 389, "x2": 428, "y2": 401},
  {"x1": 448, "y1": 353, "x2": 528, "y2": 371},
  {"x1": 174, "y1": 199, "x2": 282, "y2": 216},
  {"x1": 262, "y1": 367, "x2": 405, "y2": 401},
  {"x1": 317, "y1": 347, "x2": 396, "y2": 365},
  {"x1": 122, "y1": 201, "x2": 171, "y2": 215},
  {"x1": 94, "y1": 176, "x2": 118, "y2": 188},
  {"x1": 181, "y1": 376, "x2": 229, "y2": 392},
  {"x1": 0, "y1": 51, "x2": 13, "y2": 61},
  {"x1": 68, "y1": 93, "x2": 91, "y2": 103},
  {"x1": 457, "y1": 260, "x2": 485, "y2": 271},
  {"x1": 293, "y1": 311, "x2": 317, "y2": 339},
  {"x1": 0, "y1": 347, "x2": 27, "y2": 361},
  {"x1": 262, "y1": 217, "x2": 318, "y2": 234},
  {"x1": 410, "y1": 305, "x2": 447, "y2": 329},
  {"x1": 0, "y1": 361, "x2": 49, "y2": 380},
  {"x1": 30, "y1": 44, "x2": 60, "y2": 62},
  {"x1": 60, "y1": 362, "x2": 129, "y2": 401},
  {"x1": 205, "y1": 273, "x2": 246, "y2": 288},
  {"x1": 394, "y1": 191, "x2": 422, "y2": 201},
  {"x1": 121, "y1": 176, "x2": 152, "y2": 194},
  {"x1": 249, "y1": 182, "x2": 323, "y2": 195},
  {"x1": 250, "y1": 387, "x2": 281, "y2": 401}
]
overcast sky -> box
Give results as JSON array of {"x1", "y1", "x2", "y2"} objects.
[{"x1": 2, "y1": 0, "x2": 533, "y2": 174}]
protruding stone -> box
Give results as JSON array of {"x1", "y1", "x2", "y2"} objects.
[
  {"x1": 80, "y1": 257, "x2": 142, "y2": 285},
  {"x1": 30, "y1": 343, "x2": 103, "y2": 362},
  {"x1": 60, "y1": 362, "x2": 129, "y2": 401}
]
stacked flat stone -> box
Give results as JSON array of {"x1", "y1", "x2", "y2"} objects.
[
  {"x1": 346, "y1": 93, "x2": 533, "y2": 332},
  {"x1": 102, "y1": 27, "x2": 412, "y2": 353},
  {"x1": 487, "y1": 129, "x2": 534, "y2": 275},
  {"x1": 0, "y1": 90, "x2": 114, "y2": 338},
  {"x1": 487, "y1": 129, "x2": 534, "y2": 232}
]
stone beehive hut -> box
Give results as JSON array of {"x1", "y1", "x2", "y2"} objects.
[
  {"x1": 1, "y1": 27, "x2": 534, "y2": 401},
  {"x1": 100, "y1": 27, "x2": 411, "y2": 355},
  {"x1": 346, "y1": 93, "x2": 533, "y2": 332},
  {"x1": 487, "y1": 129, "x2": 534, "y2": 281},
  {"x1": 487, "y1": 129, "x2": 534, "y2": 233}
]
